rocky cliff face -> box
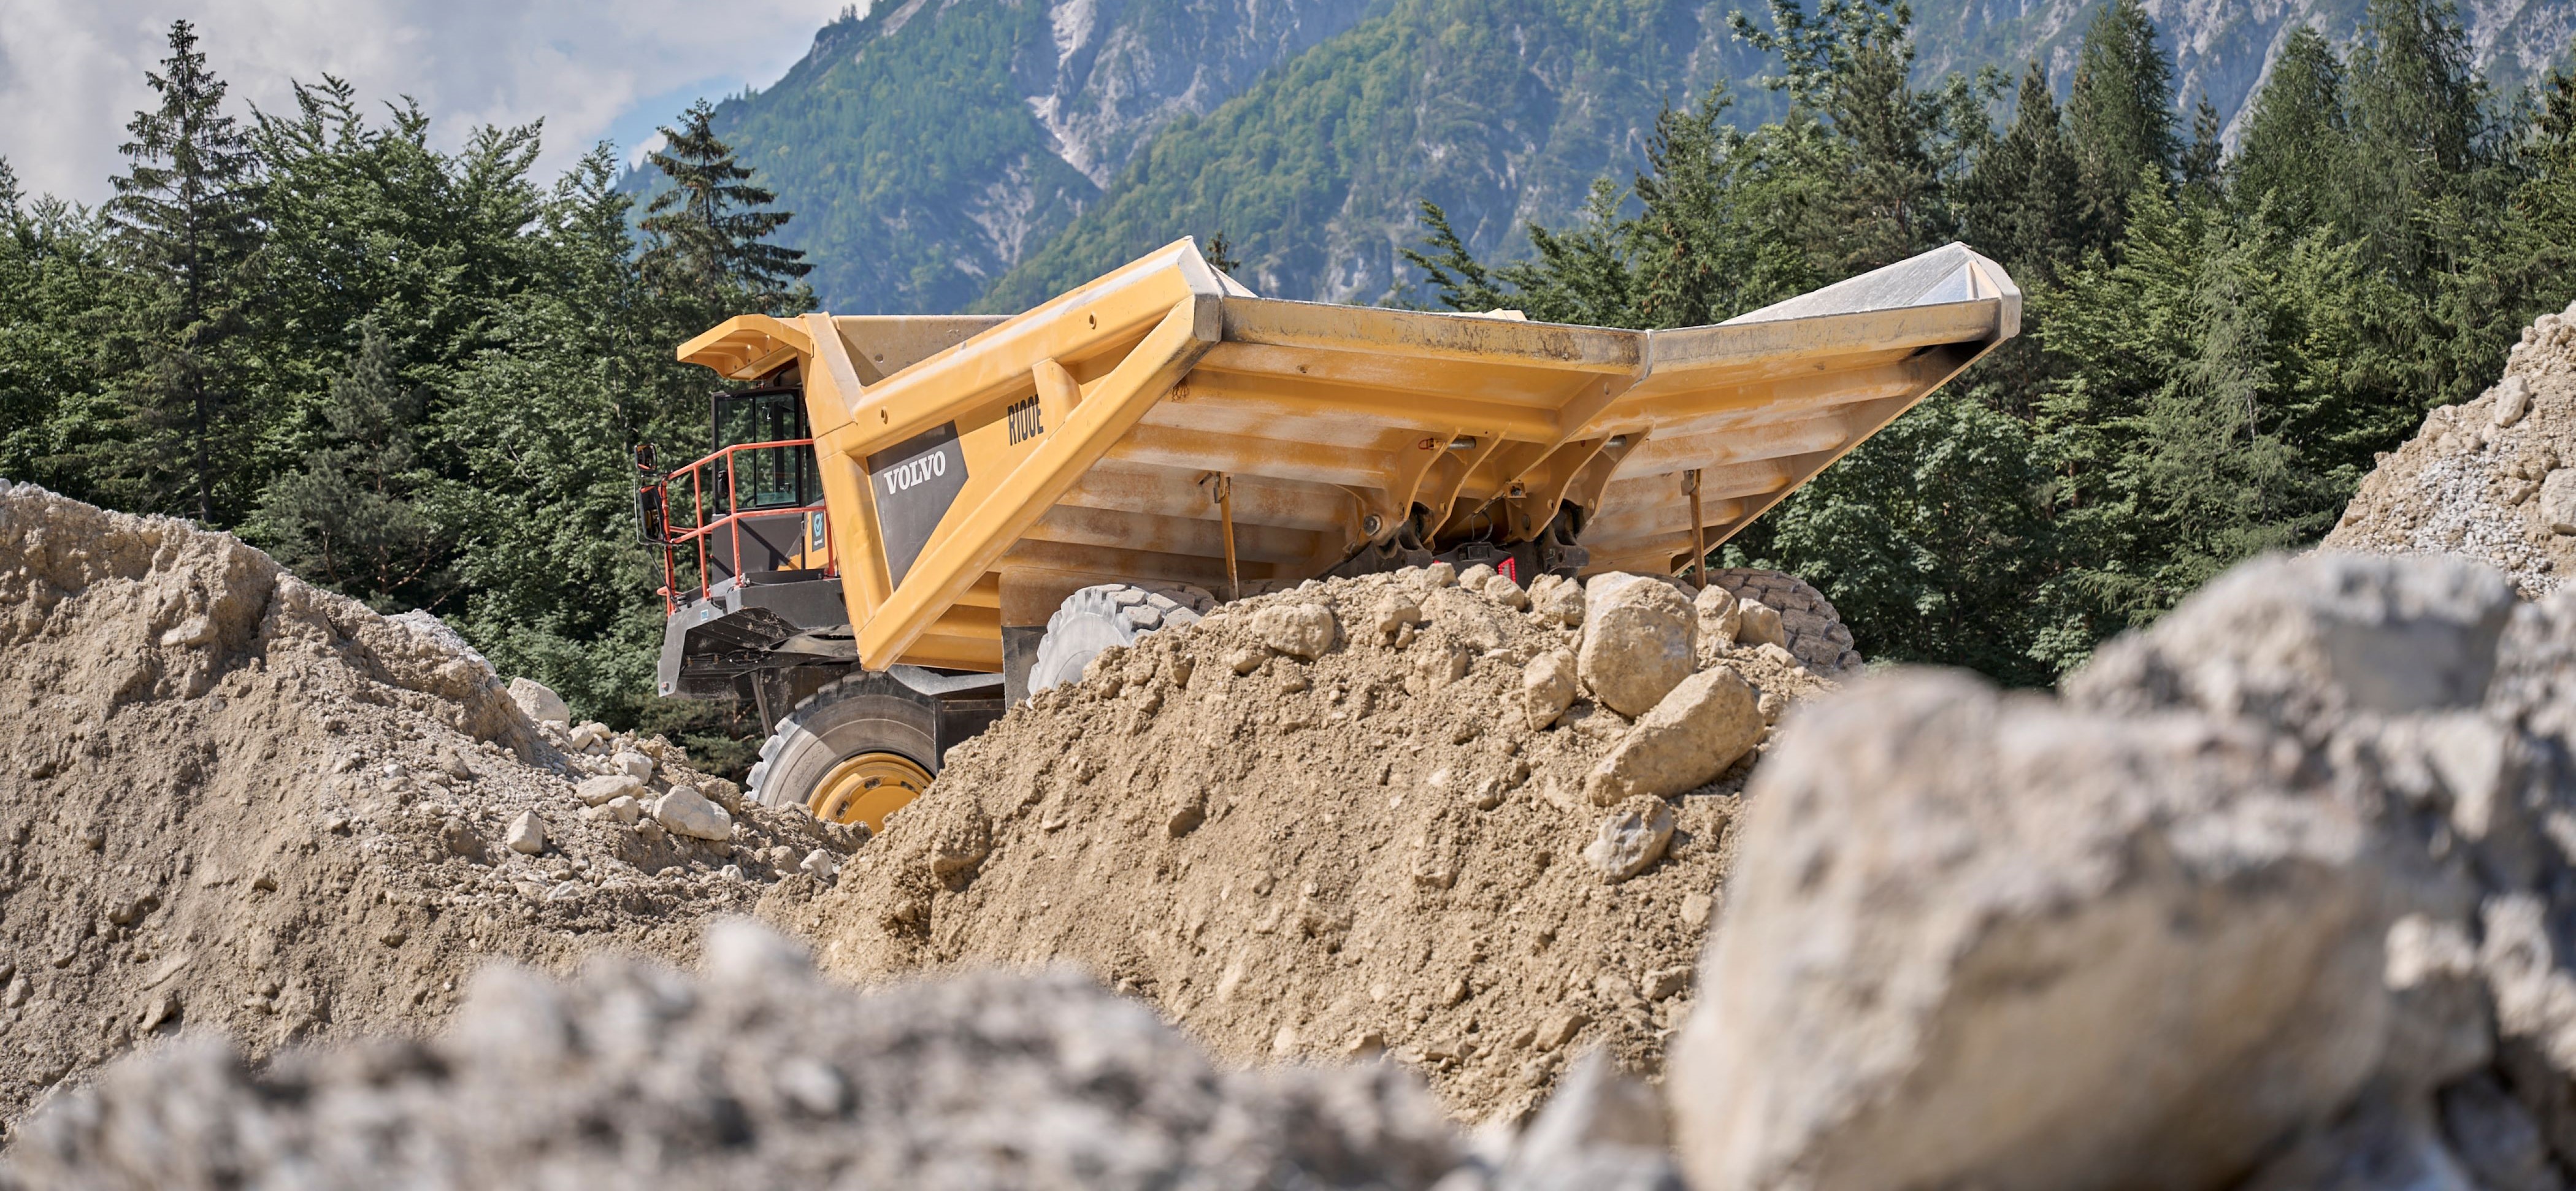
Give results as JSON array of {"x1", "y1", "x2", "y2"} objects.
[{"x1": 683, "y1": 0, "x2": 2572, "y2": 315}]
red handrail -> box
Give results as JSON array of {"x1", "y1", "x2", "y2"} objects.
[{"x1": 642, "y1": 438, "x2": 836, "y2": 613}]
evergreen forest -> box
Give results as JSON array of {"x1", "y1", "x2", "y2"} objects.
[{"x1": 2, "y1": 0, "x2": 2570, "y2": 768}]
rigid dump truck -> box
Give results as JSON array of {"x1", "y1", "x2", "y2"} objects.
[{"x1": 640, "y1": 238, "x2": 2020, "y2": 830}]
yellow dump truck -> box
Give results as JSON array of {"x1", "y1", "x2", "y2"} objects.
[{"x1": 640, "y1": 239, "x2": 2020, "y2": 829}]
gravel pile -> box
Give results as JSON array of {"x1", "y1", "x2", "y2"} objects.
[
  {"x1": 2325, "y1": 299, "x2": 2576, "y2": 598},
  {"x1": 783, "y1": 561, "x2": 1842, "y2": 1124},
  {"x1": 0, "y1": 481, "x2": 856, "y2": 1130}
]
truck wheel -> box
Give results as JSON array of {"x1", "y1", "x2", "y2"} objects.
[
  {"x1": 1027, "y1": 583, "x2": 1216, "y2": 694},
  {"x1": 1701, "y1": 567, "x2": 1865, "y2": 679},
  {"x1": 745, "y1": 672, "x2": 940, "y2": 832}
]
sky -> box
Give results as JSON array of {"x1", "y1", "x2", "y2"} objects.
[{"x1": 0, "y1": 0, "x2": 851, "y2": 205}]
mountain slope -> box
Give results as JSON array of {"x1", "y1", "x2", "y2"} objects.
[
  {"x1": 976, "y1": 0, "x2": 1762, "y2": 310},
  {"x1": 670, "y1": 0, "x2": 2570, "y2": 314},
  {"x1": 646, "y1": 0, "x2": 1381, "y2": 314},
  {"x1": 976, "y1": 0, "x2": 2570, "y2": 312}
]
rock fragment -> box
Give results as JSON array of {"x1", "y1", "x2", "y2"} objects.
[
  {"x1": 653, "y1": 787, "x2": 734, "y2": 842},
  {"x1": 507, "y1": 678, "x2": 569, "y2": 726},
  {"x1": 1371, "y1": 596, "x2": 1425, "y2": 644},
  {"x1": 1522, "y1": 650, "x2": 1578, "y2": 730},
  {"x1": 1530, "y1": 573, "x2": 1584, "y2": 627},
  {"x1": 607, "y1": 751, "x2": 654, "y2": 781},
  {"x1": 2543, "y1": 470, "x2": 2576, "y2": 535},
  {"x1": 1495, "y1": 1051, "x2": 1682, "y2": 1191},
  {"x1": 439, "y1": 818, "x2": 483, "y2": 860},
  {"x1": 575, "y1": 775, "x2": 644, "y2": 806},
  {"x1": 1252, "y1": 603, "x2": 1338, "y2": 660},
  {"x1": 1583, "y1": 665, "x2": 1763, "y2": 804},
  {"x1": 1694, "y1": 584, "x2": 1740, "y2": 646},
  {"x1": 2494, "y1": 375, "x2": 2534, "y2": 427},
  {"x1": 1582, "y1": 797, "x2": 1674, "y2": 883},
  {"x1": 1668, "y1": 670, "x2": 2392, "y2": 1191},
  {"x1": 1579, "y1": 575, "x2": 1696, "y2": 717},
  {"x1": 1731, "y1": 599, "x2": 1785, "y2": 649},
  {"x1": 505, "y1": 811, "x2": 546, "y2": 856}
]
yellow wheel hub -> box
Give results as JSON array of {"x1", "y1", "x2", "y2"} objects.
[{"x1": 809, "y1": 751, "x2": 933, "y2": 833}]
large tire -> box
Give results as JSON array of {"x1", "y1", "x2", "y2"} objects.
[
  {"x1": 1027, "y1": 583, "x2": 1215, "y2": 694},
  {"x1": 1702, "y1": 567, "x2": 1865, "y2": 678},
  {"x1": 745, "y1": 672, "x2": 939, "y2": 824}
]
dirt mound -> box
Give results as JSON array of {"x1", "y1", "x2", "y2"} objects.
[
  {"x1": 781, "y1": 565, "x2": 1839, "y2": 1124},
  {"x1": 2324, "y1": 300, "x2": 2576, "y2": 597},
  {"x1": 0, "y1": 921, "x2": 1469, "y2": 1190},
  {"x1": 0, "y1": 481, "x2": 854, "y2": 1130}
]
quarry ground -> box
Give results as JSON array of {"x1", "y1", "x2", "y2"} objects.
[{"x1": 10, "y1": 302, "x2": 2576, "y2": 1187}]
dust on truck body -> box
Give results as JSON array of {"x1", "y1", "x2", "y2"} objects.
[{"x1": 640, "y1": 239, "x2": 2021, "y2": 830}]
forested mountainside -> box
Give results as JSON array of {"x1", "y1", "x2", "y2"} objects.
[
  {"x1": 653, "y1": 0, "x2": 2571, "y2": 313},
  {"x1": 1909, "y1": 0, "x2": 2574, "y2": 145},
  {"x1": 639, "y1": 0, "x2": 1380, "y2": 314}
]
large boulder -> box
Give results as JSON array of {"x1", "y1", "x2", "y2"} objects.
[
  {"x1": 1581, "y1": 665, "x2": 1762, "y2": 805},
  {"x1": 1666, "y1": 670, "x2": 2399, "y2": 1191},
  {"x1": 2064, "y1": 551, "x2": 2516, "y2": 729},
  {"x1": 1578, "y1": 575, "x2": 1696, "y2": 718}
]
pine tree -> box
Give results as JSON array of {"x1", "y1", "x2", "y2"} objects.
[
  {"x1": 1962, "y1": 62, "x2": 2085, "y2": 286},
  {"x1": 103, "y1": 20, "x2": 264, "y2": 524},
  {"x1": 2064, "y1": 0, "x2": 2177, "y2": 251},
  {"x1": 2180, "y1": 94, "x2": 2225, "y2": 203},
  {"x1": 250, "y1": 321, "x2": 457, "y2": 610},
  {"x1": 2344, "y1": 0, "x2": 2492, "y2": 278},
  {"x1": 2231, "y1": 27, "x2": 2349, "y2": 232},
  {"x1": 639, "y1": 101, "x2": 813, "y2": 314}
]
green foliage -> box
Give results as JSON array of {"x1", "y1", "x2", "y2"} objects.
[
  {"x1": 1410, "y1": 0, "x2": 2576, "y2": 682},
  {"x1": 0, "y1": 24, "x2": 807, "y2": 772},
  {"x1": 102, "y1": 20, "x2": 267, "y2": 524},
  {"x1": 247, "y1": 321, "x2": 459, "y2": 610},
  {"x1": 2064, "y1": 0, "x2": 2177, "y2": 247},
  {"x1": 638, "y1": 100, "x2": 814, "y2": 317}
]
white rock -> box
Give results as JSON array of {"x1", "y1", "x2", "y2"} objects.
[
  {"x1": 607, "y1": 751, "x2": 654, "y2": 781},
  {"x1": 1584, "y1": 665, "x2": 1765, "y2": 804},
  {"x1": 1252, "y1": 603, "x2": 1338, "y2": 660},
  {"x1": 604, "y1": 795, "x2": 641, "y2": 825},
  {"x1": 2493, "y1": 376, "x2": 2533, "y2": 427},
  {"x1": 2540, "y1": 470, "x2": 2576, "y2": 535},
  {"x1": 1695, "y1": 584, "x2": 1741, "y2": 646},
  {"x1": 1579, "y1": 575, "x2": 1696, "y2": 718},
  {"x1": 506, "y1": 678, "x2": 569, "y2": 726},
  {"x1": 654, "y1": 786, "x2": 734, "y2": 841},
  {"x1": 565, "y1": 722, "x2": 608, "y2": 751},
  {"x1": 1670, "y1": 669, "x2": 2393, "y2": 1191},
  {"x1": 1530, "y1": 573, "x2": 1585, "y2": 627},
  {"x1": 1734, "y1": 599, "x2": 1786, "y2": 649},
  {"x1": 1582, "y1": 796, "x2": 1674, "y2": 883},
  {"x1": 1457, "y1": 563, "x2": 1497, "y2": 590},
  {"x1": 574, "y1": 775, "x2": 645, "y2": 806},
  {"x1": 505, "y1": 811, "x2": 546, "y2": 856},
  {"x1": 800, "y1": 849, "x2": 840, "y2": 882},
  {"x1": 1522, "y1": 649, "x2": 1579, "y2": 730}
]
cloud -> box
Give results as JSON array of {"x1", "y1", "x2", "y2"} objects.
[{"x1": 0, "y1": 0, "x2": 848, "y2": 204}]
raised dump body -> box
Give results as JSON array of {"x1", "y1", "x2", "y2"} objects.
[{"x1": 645, "y1": 239, "x2": 2019, "y2": 827}]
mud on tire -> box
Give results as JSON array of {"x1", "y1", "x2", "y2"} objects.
[
  {"x1": 1027, "y1": 583, "x2": 1216, "y2": 694},
  {"x1": 1702, "y1": 567, "x2": 1865, "y2": 679}
]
